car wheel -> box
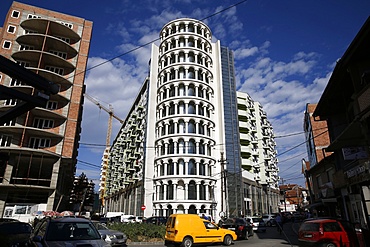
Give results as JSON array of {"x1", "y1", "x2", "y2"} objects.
[
  {"x1": 181, "y1": 237, "x2": 193, "y2": 247},
  {"x1": 223, "y1": 235, "x2": 233, "y2": 246}
]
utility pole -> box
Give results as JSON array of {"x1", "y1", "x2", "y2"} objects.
[
  {"x1": 281, "y1": 178, "x2": 287, "y2": 212},
  {"x1": 219, "y1": 152, "x2": 228, "y2": 218}
]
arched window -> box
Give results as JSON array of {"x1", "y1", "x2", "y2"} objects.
[
  {"x1": 178, "y1": 84, "x2": 185, "y2": 96},
  {"x1": 188, "y1": 69, "x2": 195, "y2": 79},
  {"x1": 188, "y1": 140, "x2": 196, "y2": 154},
  {"x1": 199, "y1": 160, "x2": 206, "y2": 175},
  {"x1": 199, "y1": 182, "x2": 206, "y2": 200},
  {"x1": 162, "y1": 108, "x2": 166, "y2": 117},
  {"x1": 188, "y1": 181, "x2": 196, "y2": 200},
  {"x1": 199, "y1": 140, "x2": 205, "y2": 155},
  {"x1": 169, "y1": 85, "x2": 175, "y2": 97},
  {"x1": 178, "y1": 159, "x2": 185, "y2": 175},
  {"x1": 168, "y1": 120, "x2": 174, "y2": 134},
  {"x1": 167, "y1": 160, "x2": 174, "y2": 175},
  {"x1": 188, "y1": 102, "x2": 196, "y2": 114},
  {"x1": 179, "y1": 68, "x2": 185, "y2": 79},
  {"x1": 178, "y1": 139, "x2": 185, "y2": 154},
  {"x1": 167, "y1": 181, "x2": 174, "y2": 200},
  {"x1": 178, "y1": 120, "x2": 185, "y2": 133},
  {"x1": 198, "y1": 104, "x2": 204, "y2": 116},
  {"x1": 188, "y1": 38, "x2": 195, "y2": 47},
  {"x1": 178, "y1": 102, "x2": 185, "y2": 114},
  {"x1": 199, "y1": 122, "x2": 205, "y2": 135},
  {"x1": 179, "y1": 52, "x2": 185, "y2": 62},
  {"x1": 188, "y1": 159, "x2": 196, "y2": 175},
  {"x1": 188, "y1": 53, "x2": 195, "y2": 62},
  {"x1": 198, "y1": 87, "x2": 204, "y2": 98},
  {"x1": 168, "y1": 140, "x2": 174, "y2": 154},
  {"x1": 188, "y1": 85, "x2": 195, "y2": 96},
  {"x1": 169, "y1": 102, "x2": 175, "y2": 115},
  {"x1": 188, "y1": 205, "x2": 197, "y2": 214},
  {"x1": 188, "y1": 120, "x2": 196, "y2": 133},
  {"x1": 160, "y1": 163, "x2": 165, "y2": 176},
  {"x1": 159, "y1": 183, "x2": 164, "y2": 200}
]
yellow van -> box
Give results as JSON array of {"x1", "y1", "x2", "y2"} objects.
[{"x1": 164, "y1": 214, "x2": 237, "y2": 247}]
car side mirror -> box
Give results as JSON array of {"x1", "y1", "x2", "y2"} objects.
[{"x1": 101, "y1": 234, "x2": 106, "y2": 239}]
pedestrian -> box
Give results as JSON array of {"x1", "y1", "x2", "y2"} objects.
[{"x1": 276, "y1": 213, "x2": 283, "y2": 234}]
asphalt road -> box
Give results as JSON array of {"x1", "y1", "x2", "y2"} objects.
[{"x1": 128, "y1": 221, "x2": 301, "y2": 247}]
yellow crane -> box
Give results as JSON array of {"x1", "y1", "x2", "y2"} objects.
[{"x1": 84, "y1": 93, "x2": 124, "y2": 147}]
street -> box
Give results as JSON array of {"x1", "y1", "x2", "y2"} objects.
[{"x1": 128, "y1": 222, "x2": 300, "y2": 247}]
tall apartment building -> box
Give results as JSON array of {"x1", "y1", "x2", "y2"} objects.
[
  {"x1": 0, "y1": 2, "x2": 92, "y2": 214},
  {"x1": 237, "y1": 92, "x2": 279, "y2": 215},
  {"x1": 103, "y1": 18, "x2": 279, "y2": 220}
]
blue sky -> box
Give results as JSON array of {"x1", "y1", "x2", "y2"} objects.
[{"x1": 1, "y1": 0, "x2": 370, "y2": 190}]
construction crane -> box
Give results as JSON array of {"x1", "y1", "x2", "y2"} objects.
[{"x1": 84, "y1": 93, "x2": 124, "y2": 147}]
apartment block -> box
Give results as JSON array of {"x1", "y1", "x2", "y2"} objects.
[
  {"x1": 237, "y1": 91, "x2": 279, "y2": 215},
  {"x1": 0, "y1": 2, "x2": 92, "y2": 214}
]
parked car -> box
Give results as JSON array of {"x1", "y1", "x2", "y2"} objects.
[
  {"x1": 221, "y1": 217, "x2": 253, "y2": 240},
  {"x1": 92, "y1": 221, "x2": 127, "y2": 246},
  {"x1": 262, "y1": 214, "x2": 276, "y2": 226},
  {"x1": 143, "y1": 216, "x2": 168, "y2": 225},
  {"x1": 0, "y1": 220, "x2": 32, "y2": 246},
  {"x1": 30, "y1": 216, "x2": 109, "y2": 246},
  {"x1": 164, "y1": 214, "x2": 237, "y2": 247},
  {"x1": 247, "y1": 217, "x2": 266, "y2": 232},
  {"x1": 298, "y1": 218, "x2": 358, "y2": 247}
]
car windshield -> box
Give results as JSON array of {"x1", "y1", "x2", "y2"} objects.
[
  {"x1": 300, "y1": 222, "x2": 320, "y2": 231},
  {"x1": 93, "y1": 222, "x2": 109, "y2": 230},
  {"x1": 46, "y1": 222, "x2": 101, "y2": 241}
]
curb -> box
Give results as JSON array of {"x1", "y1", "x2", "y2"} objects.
[{"x1": 128, "y1": 242, "x2": 164, "y2": 245}]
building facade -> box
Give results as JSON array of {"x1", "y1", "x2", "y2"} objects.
[
  {"x1": 303, "y1": 103, "x2": 338, "y2": 216},
  {"x1": 103, "y1": 18, "x2": 279, "y2": 220},
  {"x1": 313, "y1": 17, "x2": 370, "y2": 233},
  {"x1": 0, "y1": 2, "x2": 92, "y2": 214},
  {"x1": 237, "y1": 92, "x2": 279, "y2": 215}
]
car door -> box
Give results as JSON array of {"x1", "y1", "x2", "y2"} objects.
[{"x1": 202, "y1": 221, "x2": 223, "y2": 244}]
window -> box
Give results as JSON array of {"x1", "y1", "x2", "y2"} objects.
[
  {"x1": 188, "y1": 181, "x2": 196, "y2": 200},
  {"x1": 33, "y1": 118, "x2": 54, "y2": 129},
  {"x1": 167, "y1": 160, "x2": 174, "y2": 175},
  {"x1": 199, "y1": 182, "x2": 206, "y2": 200},
  {"x1": 46, "y1": 101, "x2": 58, "y2": 110},
  {"x1": 27, "y1": 14, "x2": 40, "y2": 19},
  {"x1": 11, "y1": 10, "x2": 20, "y2": 18},
  {"x1": 17, "y1": 61, "x2": 30, "y2": 67},
  {"x1": 0, "y1": 135, "x2": 12, "y2": 147},
  {"x1": 29, "y1": 137, "x2": 51, "y2": 149},
  {"x1": 188, "y1": 140, "x2": 196, "y2": 154},
  {"x1": 49, "y1": 50, "x2": 67, "y2": 59},
  {"x1": 4, "y1": 99, "x2": 17, "y2": 106},
  {"x1": 58, "y1": 21, "x2": 73, "y2": 29},
  {"x1": 7, "y1": 25, "x2": 16, "y2": 34},
  {"x1": 10, "y1": 78, "x2": 24, "y2": 87},
  {"x1": 45, "y1": 66, "x2": 64, "y2": 75},
  {"x1": 167, "y1": 181, "x2": 174, "y2": 200},
  {"x1": 3, "y1": 41, "x2": 11, "y2": 49},
  {"x1": 188, "y1": 159, "x2": 196, "y2": 175}
]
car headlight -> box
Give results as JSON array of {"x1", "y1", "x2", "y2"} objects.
[{"x1": 105, "y1": 234, "x2": 117, "y2": 242}]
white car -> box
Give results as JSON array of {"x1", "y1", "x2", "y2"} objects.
[
  {"x1": 261, "y1": 214, "x2": 276, "y2": 226},
  {"x1": 247, "y1": 217, "x2": 267, "y2": 232}
]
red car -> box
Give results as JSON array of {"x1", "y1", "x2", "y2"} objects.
[{"x1": 298, "y1": 218, "x2": 358, "y2": 247}]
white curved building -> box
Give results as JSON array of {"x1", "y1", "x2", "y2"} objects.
[{"x1": 104, "y1": 18, "x2": 278, "y2": 220}]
